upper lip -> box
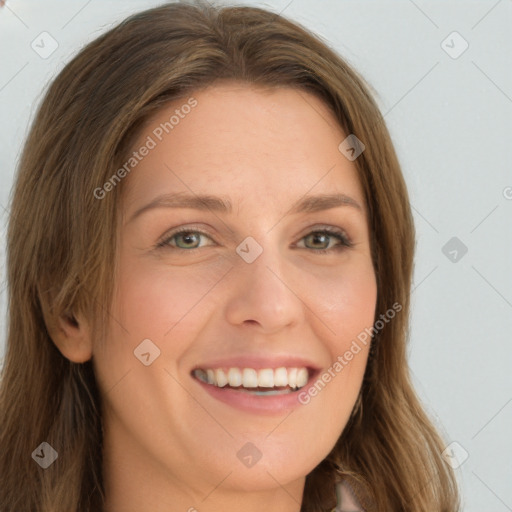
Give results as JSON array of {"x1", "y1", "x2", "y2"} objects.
[{"x1": 191, "y1": 355, "x2": 322, "y2": 372}]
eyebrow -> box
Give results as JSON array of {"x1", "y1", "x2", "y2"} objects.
[
  {"x1": 128, "y1": 191, "x2": 362, "y2": 223},
  {"x1": 289, "y1": 193, "x2": 362, "y2": 214}
]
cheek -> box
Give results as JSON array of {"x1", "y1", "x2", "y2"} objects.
[
  {"x1": 312, "y1": 257, "x2": 377, "y2": 345},
  {"x1": 300, "y1": 257, "x2": 377, "y2": 404},
  {"x1": 112, "y1": 253, "x2": 232, "y2": 340},
  {"x1": 92, "y1": 252, "x2": 231, "y2": 393}
]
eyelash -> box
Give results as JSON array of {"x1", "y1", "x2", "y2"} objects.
[{"x1": 156, "y1": 226, "x2": 353, "y2": 254}]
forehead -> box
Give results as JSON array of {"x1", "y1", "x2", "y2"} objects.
[{"x1": 122, "y1": 82, "x2": 365, "y2": 216}]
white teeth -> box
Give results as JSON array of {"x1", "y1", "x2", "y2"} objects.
[
  {"x1": 288, "y1": 368, "x2": 297, "y2": 389},
  {"x1": 258, "y1": 369, "x2": 274, "y2": 388},
  {"x1": 227, "y1": 368, "x2": 242, "y2": 387},
  {"x1": 296, "y1": 368, "x2": 309, "y2": 388},
  {"x1": 274, "y1": 367, "x2": 288, "y2": 387},
  {"x1": 242, "y1": 368, "x2": 258, "y2": 388},
  {"x1": 194, "y1": 366, "x2": 311, "y2": 390},
  {"x1": 215, "y1": 368, "x2": 228, "y2": 387}
]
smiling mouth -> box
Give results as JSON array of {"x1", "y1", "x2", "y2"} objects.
[{"x1": 192, "y1": 367, "x2": 311, "y2": 396}]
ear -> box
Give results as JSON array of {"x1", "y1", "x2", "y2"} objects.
[{"x1": 45, "y1": 310, "x2": 93, "y2": 363}]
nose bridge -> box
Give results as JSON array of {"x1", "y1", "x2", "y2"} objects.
[
  {"x1": 244, "y1": 249, "x2": 286, "y2": 297},
  {"x1": 224, "y1": 235, "x2": 304, "y2": 332},
  {"x1": 237, "y1": 236, "x2": 290, "y2": 301}
]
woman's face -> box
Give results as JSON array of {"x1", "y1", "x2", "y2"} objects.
[{"x1": 93, "y1": 82, "x2": 377, "y2": 504}]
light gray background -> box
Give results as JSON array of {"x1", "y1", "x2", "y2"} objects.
[{"x1": 0, "y1": 1, "x2": 511, "y2": 510}]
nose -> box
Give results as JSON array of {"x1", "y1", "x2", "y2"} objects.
[{"x1": 223, "y1": 244, "x2": 305, "y2": 335}]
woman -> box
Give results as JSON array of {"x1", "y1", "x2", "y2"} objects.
[{"x1": 0, "y1": 2, "x2": 461, "y2": 511}]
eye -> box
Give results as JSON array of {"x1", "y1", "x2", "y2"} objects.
[
  {"x1": 156, "y1": 226, "x2": 352, "y2": 253},
  {"x1": 157, "y1": 228, "x2": 214, "y2": 250},
  {"x1": 297, "y1": 228, "x2": 352, "y2": 254}
]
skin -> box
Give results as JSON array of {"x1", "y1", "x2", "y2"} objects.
[{"x1": 54, "y1": 82, "x2": 377, "y2": 512}]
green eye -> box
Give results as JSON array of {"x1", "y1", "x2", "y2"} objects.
[
  {"x1": 157, "y1": 227, "x2": 352, "y2": 253},
  {"x1": 299, "y1": 229, "x2": 351, "y2": 253},
  {"x1": 303, "y1": 232, "x2": 334, "y2": 250},
  {"x1": 158, "y1": 230, "x2": 212, "y2": 249},
  {"x1": 174, "y1": 232, "x2": 202, "y2": 249}
]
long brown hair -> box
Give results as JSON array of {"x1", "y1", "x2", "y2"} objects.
[{"x1": 0, "y1": 2, "x2": 460, "y2": 510}]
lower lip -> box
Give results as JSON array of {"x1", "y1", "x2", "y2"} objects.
[{"x1": 192, "y1": 372, "x2": 318, "y2": 415}]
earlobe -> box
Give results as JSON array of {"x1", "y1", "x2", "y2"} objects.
[{"x1": 47, "y1": 311, "x2": 93, "y2": 363}]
